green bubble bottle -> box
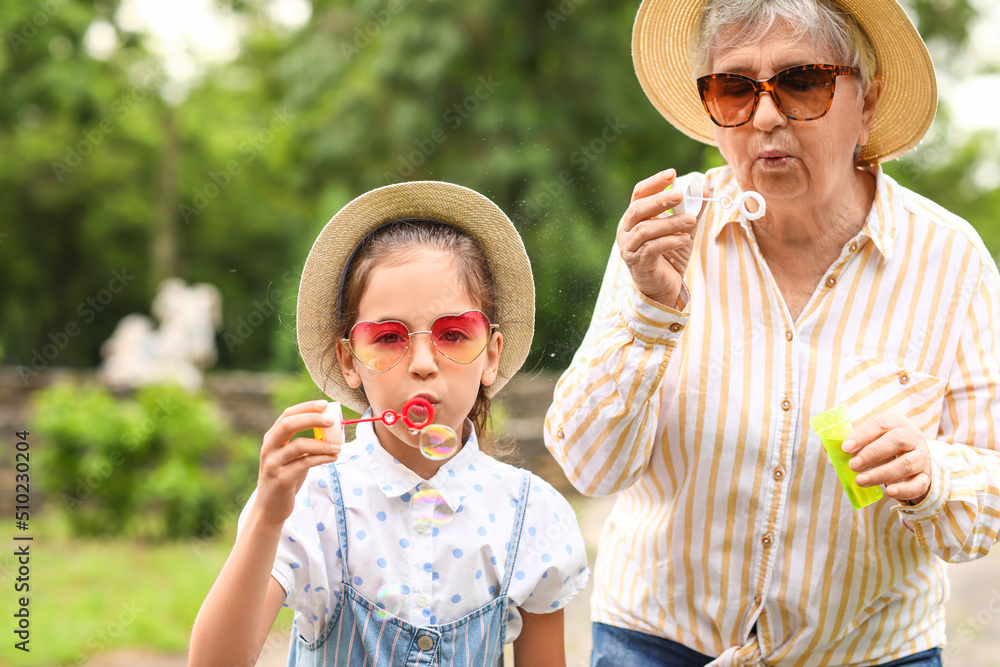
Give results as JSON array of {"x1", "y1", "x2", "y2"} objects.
[{"x1": 810, "y1": 404, "x2": 883, "y2": 510}]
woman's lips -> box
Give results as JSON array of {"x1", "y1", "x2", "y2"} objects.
[{"x1": 757, "y1": 152, "x2": 792, "y2": 167}]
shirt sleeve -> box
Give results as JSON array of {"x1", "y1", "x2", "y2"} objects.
[
  {"x1": 895, "y1": 255, "x2": 1000, "y2": 562},
  {"x1": 236, "y1": 466, "x2": 342, "y2": 643},
  {"x1": 505, "y1": 474, "x2": 589, "y2": 614},
  {"x1": 544, "y1": 240, "x2": 689, "y2": 496}
]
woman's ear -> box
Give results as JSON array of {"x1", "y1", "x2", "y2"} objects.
[
  {"x1": 858, "y1": 75, "x2": 883, "y2": 147},
  {"x1": 480, "y1": 331, "x2": 503, "y2": 387},
  {"x1": 336, "y1": 340, "x2": 364, "y2": 389}
]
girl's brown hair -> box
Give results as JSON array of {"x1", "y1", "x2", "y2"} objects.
[{"x1": 324, "y1": 218, "x2": 509, "y2": 456}]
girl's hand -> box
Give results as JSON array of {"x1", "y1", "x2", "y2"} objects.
[
  {"x1": 617, "y1": 169, "x2": 699, "y2": 309},
  {"x1": 255, "y1": 400, "x2": 342, "y2": 526},
  {"x1": 842, "y1": 413, "x2": 932, "y2": 504},
  {"x1": 513, "y1": 608, "x2": 565, "y2": 667}
]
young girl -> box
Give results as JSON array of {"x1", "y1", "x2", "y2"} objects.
[{"x1": 189, "y1": 181, "x2": 589, "y2": 666}]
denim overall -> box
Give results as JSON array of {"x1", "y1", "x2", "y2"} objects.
[{"x1": 285, "y1": 464, "x2": 531, "y2": 666}]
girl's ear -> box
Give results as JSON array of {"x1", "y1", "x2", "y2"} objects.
[
  {"x1": 480, "y1": 331, "x2": 503, "y2": 387},
  {"x1": 336, "y1": 340, "x2": 364, "y2": 389}
]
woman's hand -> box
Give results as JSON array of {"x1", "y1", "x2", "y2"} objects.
[
  {"x1": 617, "y1": 169, "x2": 700, "y2": 309},
  {"x1": 255, "y1": 400, "x2": 342, "y2": 526},
  {"x1": 842, "y1": 414, "x2": 932, "y2": 504}
]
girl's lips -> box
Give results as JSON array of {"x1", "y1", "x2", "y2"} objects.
[
  {"x1": 410, "y1": 392, "x2": 440, "y2": 405},
  {"x1": 403, "y1": 395, "x2": 438, "y2": 428}
]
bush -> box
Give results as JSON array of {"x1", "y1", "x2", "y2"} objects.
[
  {"x1": 32, "y1": 381, "x2": 260, "y2": 539},
  {"x1": 268, "y1": 369, "x2": 331, "y2": 416}
]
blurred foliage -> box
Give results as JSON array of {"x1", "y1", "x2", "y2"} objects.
[
  {"x1": 0, "y1": 0, "x2": 997, "y2": 377},
  {"x1": 909, "y1": 0, "x2": 977, "y2": 56},
  {"x1": 32, "y1": 381, "x2": 259, "y2": 538},
  {"x1": 269, "y1": 367, "x2": 332, "y2": 415}
]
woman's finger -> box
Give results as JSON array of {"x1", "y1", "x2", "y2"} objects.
[
  {"x1": 855, "y1": 448, "x2": 927, "y2": 487},
  {"x1": 619, "y1": 213, "x2": 697, "y2": 253},
  {"x1": 621, "y1": 188, "x2": 685, "y2": 234},
  {"x1": 842, "y1": 413, "x2": 908, "y2": 454},
  {"x1": 620, "y1": 232, "x2": 692, "y2": 267},
  {"x1": 630, "y1": 168, "x2": 677, "y2": 203},
  {"x1": 883, "y1": 473, "x2": 931, "y2": 502},
  {"x1": 847, "y1": 423, "x2": 921, "y2": 470}
]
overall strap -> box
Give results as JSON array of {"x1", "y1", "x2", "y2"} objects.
[
  {"x1": 326, "y1": 463, "x2": 351, "y2": 583},
  {"x1": 498, "y1": 471, "x2": 531, "y2": 598}
]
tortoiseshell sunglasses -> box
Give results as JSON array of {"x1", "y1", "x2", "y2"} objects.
[{"x1": 697, "y1": 64, "x2": 861, "y2": 128}]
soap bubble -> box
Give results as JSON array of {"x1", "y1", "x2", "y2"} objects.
[
  {"x1": 411, "y1": 488, "x2": 453, "y2": 526},
  {"x1": 419, "y1": 424, "x2": 459, "y2": 460},
  {"x1": 374, "y1": 583, "x2": 407, "y2": 622}
]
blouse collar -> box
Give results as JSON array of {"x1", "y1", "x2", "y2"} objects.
[{"x1": 354, "y1": 417, "x2": 482, "y2": 512}]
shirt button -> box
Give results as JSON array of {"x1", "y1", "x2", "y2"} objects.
[
  {"x1": 761, "y1": 533, "x2": 773, "y2": 547},
  {"x1": 753, "y1": 595, "x2": 761, "y2": 605},
  {"x1": 557, "y1": 429, "x2": 565, "y2": 439},
  {"x1": 826, "y1": 276, "x2": 837, "y2": 287},
  {"x1": 417, "y1": 635, "x2": 434, "y2": 651},
  {"x1": 416, "y1": 523, "x2": 429, "y2": 535},
  {"x1": 773, "y1": 466, "x2": 785, "y2": 480},
  {"x1": 416, "y1": 594, "x2": 428, "y2": 607},
  {"x1": 785, "y1": 330, "x2": 793, "y2": 341},
  {"x1": 669, "y1": 323, "x2": 684, "y2": 333},
  {"x1": 781, "y1": 398, "x2": 792, "y2": 411},
  {"x1": 898, "y1": 371, "x2": 910, "y2": 385},
  {"x1": 849, "y1": 242, "x2": 859, "y2": 252}
]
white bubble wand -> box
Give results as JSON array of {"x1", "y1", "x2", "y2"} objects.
[{"x1": 671, "y1": 175, "x2": 766, "y2": 221}]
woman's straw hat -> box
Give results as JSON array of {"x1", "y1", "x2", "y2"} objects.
[
  {"x1": 296, "y1": 181, "x2": 534, "y2": 414},
  {"x1": 632, "y1": 0, "x2": 937, "y2": 164}
]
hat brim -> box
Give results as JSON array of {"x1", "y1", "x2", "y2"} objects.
[
  {"x1": 632, "y1": 0, "x2": 937, "y2": 164},
  {"x1": 296, "y1": 181, "x2": 534, "y2": 414}
]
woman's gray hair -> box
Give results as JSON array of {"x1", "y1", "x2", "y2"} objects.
[{"x1": 693, "y1": 0, "x2": 878, "y2": 90}]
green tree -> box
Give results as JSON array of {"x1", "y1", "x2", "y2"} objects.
[
  {"x1": 0, "y1": 1, "x2": 165, "y2": 376},
  {"x1": 1, "y1": 0, "x2": 996, "y2": 380}
]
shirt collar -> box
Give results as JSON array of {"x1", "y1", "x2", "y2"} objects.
[
  {"x1": 858, "y1": 166, "x2": 897, "y2": 262},
  {"x1": 707, "y1": 165, "x2": 897, "y2": 262},
  {"x1": 357, "y1": 416, "x2": 482, "y2": 512}
]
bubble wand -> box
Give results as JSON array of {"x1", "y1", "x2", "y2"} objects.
[
  {"x1": 671, "y1": 174, "x2": 767, "y2": 221},
  {"x1": 343, "y1": 396, "x2": 435, "y2": 430},
  {"x1": 314, "y1": 397, "x2": 460, "y2": 461}
]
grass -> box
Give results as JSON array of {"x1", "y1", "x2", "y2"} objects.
[{"x1": 0, "y1": 512, "x2": 293, "y2": 666}]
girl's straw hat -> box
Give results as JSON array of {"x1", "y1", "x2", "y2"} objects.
[
  {"x1": 631, "y1": 0, "x2": 937, "y2": 164},
  {"x1": 296, "y1": 181, "x2": 534, "y2": 414}
]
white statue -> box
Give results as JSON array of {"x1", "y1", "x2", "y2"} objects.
[{"x1": 99, "y1": 278, "x2": 222, "y2": 390}]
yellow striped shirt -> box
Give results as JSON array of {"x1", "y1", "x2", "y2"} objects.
[{"x1": 544, "y1": 166, "x2": 1000, "y2": 666}]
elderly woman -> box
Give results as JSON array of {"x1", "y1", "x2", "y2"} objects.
[{"x1": 545, "y1": 0, "x2": 1000, "y2": 665}]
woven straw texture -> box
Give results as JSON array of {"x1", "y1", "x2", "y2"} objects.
[
  {"x1": 632, "y1": 0, "x2": 937, "y2": 164},
  {"x1": 296, "y1": 181, "x2": 534, "y2": 414}
]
